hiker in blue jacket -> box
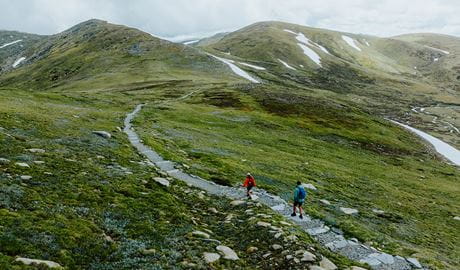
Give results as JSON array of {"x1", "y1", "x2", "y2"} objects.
[{"x1": 291, "y1": 181, "x2": 306, "y2": 219}]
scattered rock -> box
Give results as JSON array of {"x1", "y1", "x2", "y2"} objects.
[
  {"x1": 247, "y1": 246, "x2": 258, "y2": 253},
  {"x1": 33, "y1": 161, "x2": 45, "y2": 165},
  {"x1": 274, "y1": 232, "x2": 282, "y2": 239},
  {"x1": 92, "y1": 131, "x2": 111, "y2": 139},
  {"x1": 14, "y1": 258, "x2": 61, "y2": 268},
  {"x1": 208, "y1": 207, "x2": 218, "y2": 214},
  {"x1": 406, "y1": 258, "x2": 422, "y2": 268},
  {"x1": 216, "y1": 245, "x2": 239, "y2": 260},
  {"x1": 372, "y1": 209, "x2": 385, "y2": 215},
  {"x1": 309, "y1": 266, "x2": 326, "y2": 270},
  {"x1": 192, "y1": 231, "x2": 211, "y2": 238},
  {"x1": 203, "y1": 252, "x2": 220, "y2": 263},
  {"x1": 340, "y1": 207, "x2": 359, "y2": 215},
  {"x1": 20, "y1": 175, "x2": 32, "y2": 180},
  {"x1": 453, "y1": 216, "x2": 460, "y2": 221},
  {"x1": 320, "y1": 257, "x2": 337, "y2": 270},
  {"x1": 300, "y1": 251, "x2": 316, "y2": 262},
  {"x1": 360, "y1": 256, "x2": 381, "y2": 266},
  {"x1": 0, "y1": 158, "x2": 10, "y2": 165},
  {"x1": 15, "y1": 162, "x2": 30, "y2": 168},
  {"x1": 28, "y1": 148, "x2": 45, "y2": 153},
  {"x1": 257, "y1": 221, "x2": 271, "y2": 227},
  {"x1": 230, "y1": 200, "x2": 246, "y2": 206},
  {"x1": 303, "y1": 183, "x2": 317, "y2": 191},
  {"x1": 320, "y1": 199, "x2": 331, "y2": 205},
  {"x1": 153, "y1": 177, "x2": 170, "y2": 187},
  {"x1": 271, "y1": 244, "x2": 283, "y2": 250},
  {"x1": 285, "y1": 235, "x2": 298, "y2": 241},
  {"x1": 262, "y1": 253, "x2": 271, "y2": 258},
  {"x1": 286, "y1": 254, "x2": 294, "y2": 260}
]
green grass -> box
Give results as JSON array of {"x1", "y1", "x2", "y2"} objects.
[
  {"x1": 135, "y1": 86, "x2": 460, "y2": 269},
  {"x1": 0, "y1": 88, "x2": 359, "y2": 269}
]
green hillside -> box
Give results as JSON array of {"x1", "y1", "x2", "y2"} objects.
[{"x1": 0, "y1": 19, "x2": 459, "y2": 270}]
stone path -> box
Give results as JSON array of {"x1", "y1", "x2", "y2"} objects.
[{"x1": 124, "y1": 104, "x2": 423, "y2": 270}]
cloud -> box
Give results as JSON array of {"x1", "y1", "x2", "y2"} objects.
[{"x1": 0, "y1": 0, "x2": 459, "y2": 40}]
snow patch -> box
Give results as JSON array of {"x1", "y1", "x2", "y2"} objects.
[
  {"x1": 0, "y1": 39, "x2": 22, "y2": 49},
  {"x1": 208, "y1": 54, "x2": 260, "y2": 83},
  {"x1": 12, "y1": 57, "x2": 26, "y2": 68},
  {"x1": 364, "y1": 39, "x2": 370, "y2": 46},
  {"x1": 298, "y1": 43, "x2": 322, "y2": 66},
  {"x1": 239, "y1": 62, "x2": 266, "y2": 70},
  {"x1": 342, "y1": 35, "x2": 362, "y2": 51},
  {"x1": 283, "y1": 29, "x2": 297, "y2": 35},
  {"x1": 391, "y1": 120, "x2": 460, "y2": 166},
  {"x1": 278, "y1": 59, "x2": 297, "y2": 70},
  {"x1": 295, "y1": 33, "x2": 330, "y2": 54},
  {"x1": 424, "y1": 45, "x2": 450, "y2": 54},
  {"x1": 183, "y1": 40, "x2": 198, "y2": 45}
]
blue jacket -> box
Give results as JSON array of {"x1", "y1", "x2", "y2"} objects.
[{"x1": 294, "y1": 185, "x2": 306, "y2": 202}]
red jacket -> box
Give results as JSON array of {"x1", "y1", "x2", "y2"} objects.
[{"x1": 243, "y1": 176, "x2": 256, "y2": 187}]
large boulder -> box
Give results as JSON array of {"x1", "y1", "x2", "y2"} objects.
[
  {"x1": 154, "y1": 177, "x2": 170, "y2": 187},
  {"x1": 92, "y1": 131, "x2": 111, "y2": 139},
  {"x1": 192, "y1": 231, "x2": 211, "y2": 238},
  {"x1": 320, "y1": 257, "x2": 337, "y2": 270}
]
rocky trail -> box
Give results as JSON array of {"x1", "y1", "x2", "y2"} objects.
[{"x1": 124, "y1": 104, "x2": 424, "y2": 270}]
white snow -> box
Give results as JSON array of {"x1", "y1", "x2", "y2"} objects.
[
  {"x1": 278, "y1": 59, "x2": 297, "y2": 70},
  {"x1": 12, "y1": 57, "x2": 25, "y2": 68},
  {"x1": 239, "y1": 62, "x2": 266, "y2": 70},
  {"x1": 342, "y1": 35, "x2": 362, "y2": 51},
  {"x1": 364, "y1": 39, "x2": 370, "y2": 46},
  {"x1": 0, "y1": 39, "x2": 22, "y2": 49},
  {"x1": 283, "y1": 29, "x2": 297, "y2": 35},
  {"x1": 298, "y1": 43, "x2": 322, "y2": 66},
  {"x1": 434, "y1": 58, "x2": 439, "y2": 62},
  {"x1": 424, "y1": 45, "x2": 450, "y2": 55},
  {"x1": 295, "y1": 33, "x2": 330, "y2": 54},
  {"x1": 183, "y1": 40, "x2": 199, "y2": 45},
  {"x1": 208, "y1": 54, "x2": 259, "y2": 83},
  {"x1": 391, "y1": 120, "x2": 460, "y2": 166}
]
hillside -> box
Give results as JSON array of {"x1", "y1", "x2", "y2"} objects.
[
  {"x1": 0, "y1": 19, "x2": 245, "y2": 91},
  {"x1": 0, "y1": 19, "x2": 459, "y2": 270},
  {"x1": 196, "y1": 21, "x2": 460, "y2": 149}
]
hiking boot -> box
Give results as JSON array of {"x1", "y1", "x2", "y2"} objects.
[
  {"x1": 291, "y1": 212, "x2": 296, "y2": 217},
  {"x1": 299, "y1": 214, "x2": 303, "y2": 219}
]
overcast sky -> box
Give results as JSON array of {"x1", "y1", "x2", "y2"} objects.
[{"x1": 1, "y1": 0, "x2": 460, "y2": 41}]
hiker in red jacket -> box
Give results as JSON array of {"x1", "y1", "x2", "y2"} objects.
[{"x1": 243, "y1": 173, "x2": 256, "y2": 198}]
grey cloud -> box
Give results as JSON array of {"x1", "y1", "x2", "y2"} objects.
[{"x1": 0, "y1": 0, "x2": 459, "y2": 40}]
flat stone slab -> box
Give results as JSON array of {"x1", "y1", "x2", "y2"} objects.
[
  {"x1": 28, "y1": 148, "x2": 45, "y2": 153},
  {"x1": 192, "y1": 231, "x2": 210, "y2": 238},
  {"x1": 257, "y1": 221, "x2": 272, "y2": 227},
  {"x1": 340, "y1": 207, "x2": 359, "y2": 215},
  {"x1": 303, "y1": 183, "x2": 317, "y2": 190},
  {"x1": 153, "y1": 177, "x2": 170, "y2": 187},
  {"x1": 15, "y1": 162, "x2": 30, "y2": 168}
]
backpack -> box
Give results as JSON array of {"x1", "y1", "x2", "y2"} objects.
[{"x1": 298, "y1": 186, "x2": 306, "y2": 200}]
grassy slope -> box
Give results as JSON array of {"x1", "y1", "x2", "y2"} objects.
[
  {"x1": 0, "y1": 88, "x2": 360, "y2": 269},
  {"x1": 135, "y1": 84, "x2": 460, "y2": 269}
]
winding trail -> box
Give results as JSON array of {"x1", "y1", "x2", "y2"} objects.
[{"x1": 124, "y1": 104, "x2": 421, "y2": 270}]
